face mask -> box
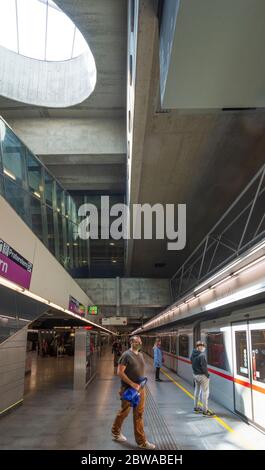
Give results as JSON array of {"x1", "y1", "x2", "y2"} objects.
[{"x1": 133, "y1": 344, "x2": 142, "y2": 351}]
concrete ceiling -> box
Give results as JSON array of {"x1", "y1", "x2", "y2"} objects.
[
  {"x1": 160, "y1": 0, "x2": 265, "y2": 109},
  {"x1": 0, "y1": 0, "x2": 127, "y2": 193},
  {"x1": 128, "y1": 0, "x2": 265, "y2": 278}
]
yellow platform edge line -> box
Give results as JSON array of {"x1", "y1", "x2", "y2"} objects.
[{"x1": 161, "y1": 368, "x2": 255, "y2": 450}]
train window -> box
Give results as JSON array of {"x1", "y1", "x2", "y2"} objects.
[
  {"x1": 235, "y1": 331, "x2": 249, "y2": 378},
  {"x1": 161, "y1": 336, "x2": 170, "y2": 352},
  {"x1": 251, "y1": 329, "x2": 265, "y2": 384},
  {"x1": 171, "y1": 335, "x2": 177, "y2": 355},
  {"x1": 179, "y1": 335, "x2": 189, "y2": 358},
  {"x1": 207, "y1": 332, "x2": 227, "y2": 371}
]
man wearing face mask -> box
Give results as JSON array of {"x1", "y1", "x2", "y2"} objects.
[
  {"x1": 111, "y1": 335, "x2": 156, "y2": 449},
  {"x1": 190, "y1": 340, "x2": 215, "y2": 417}
]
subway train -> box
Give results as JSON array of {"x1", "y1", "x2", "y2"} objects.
[{"x1": 141, "y1": 302, "x2": 265, "y2": 432}]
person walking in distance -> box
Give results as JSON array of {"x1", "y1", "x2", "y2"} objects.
[
  {"x1": 111, "y1": 335, "x2": 156, "y2": 449},
  {"x1": 112, "y1": 338, "x2": 122, "y2": 368},
  {"x1": 153, "y1": 338, "x2": 163, "y2": 382},
  {"x1": 190, "y1": 340, "x2": 215, "y2": 416}
]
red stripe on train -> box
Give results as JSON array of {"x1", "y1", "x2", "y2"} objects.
[{"x1": 162, "y1": 351, "x2": 265, "y2": 394}]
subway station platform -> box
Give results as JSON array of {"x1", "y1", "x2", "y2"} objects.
[{"x1": 0, "y1": 351, "x2": 265, "y2": 451}]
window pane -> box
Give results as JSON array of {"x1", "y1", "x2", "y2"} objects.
[
  {"x1": 26, "y1": 151, "x2": 42, "y2": 199},
  {"x1": 70, "y1": 197, "x2": 77, "y2": 224},
  {"x1": 0, "y1": 0, "x2": 18, "y2": 53},
  {"x1": 161, "y1": 336, "x2": 170, "y2": 352},
  {"x1": 235, "y1": 330, "x2": 249, "y2": 378},
  {"x1": 66, "y1": 218, "x2": 73, "y2": 269},
  {"x1": 0, "y1": 173, "x2": 4, "y2": 196},
  {"x1": 179, "y1": 335, "x2": 189, "y2": 358},
  {"x1": 2, "y1": 127, "x2": 25, "y2": 185},
  {"x1": 56, "y1": 183, "x2": 64, "y2": 214},
  {"x1": 207, "y1": 332, "x2": 227, "y2": 370},
  {"x1": 44, "y1": 171, "x2": 53, "y2": 207},
  {"x1": 46, "y1": 4, "x2": 74, "y2": 60},
  {"x1": 29, "y1": 193, "x2": 43, "y2": 241},
  {"x1": 47, "y1": 206, "x2": 55, "y2": 255},
  {"x1": 251, "y1": 329, "x2": 265, "y2": 384},
  {"x1": 171, "y1": 335, "x2": 177, "y2": 355},
  {"x1": 17, "y1": 0, "x2": 46, "y2": 60},
  {"x1": 58, "y1": 213, "x2": 66, "y2": 265},
  {"x1": 4, "y1": 177, "x2": 29, "y2": 223}
]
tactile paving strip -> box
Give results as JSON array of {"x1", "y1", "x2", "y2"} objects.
[{"x1": 144, "y1": 385, "x2": 181, "y2": 450}]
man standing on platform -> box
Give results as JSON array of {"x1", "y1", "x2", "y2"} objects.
[
  {"x1": 111, "y1": 335, "x2": 156, "y2": 449},
  {"x1": 191, "y1": 340, "x2": 215, "y2": 417}
]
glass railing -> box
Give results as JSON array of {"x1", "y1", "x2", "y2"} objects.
[
  {"x1": 171, "y1": 162, "x2": 265, "y2": 301},
  {"x1": 0, "y1": 116, "x2": 89, "y2": 274}
]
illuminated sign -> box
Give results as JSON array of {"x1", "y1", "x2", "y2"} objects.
[
  {"x1": 102, "y1": 317, "x2": 127, "y2": 325},
  {"x1": 88, "y1": 306, "x2": 98, "y2": 315},
  {"x1": 69, "y1": 296, "x2": 86, "y2": 316},
  {"x1": 0, "y1": 239, "x2": 33, "y2": 289}
]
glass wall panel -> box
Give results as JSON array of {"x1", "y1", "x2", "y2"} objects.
[
  {"x1": 44, "y1": 171, "x2": 54, "y2": 207},
  {"x1": 4, "y1": 177, "x2": 29, "y2": 224},
  {"x1": 26, "y1": 151, "x2": 42, "y2": 198},
  {"x1": 0, "y1": 118, "x2": 84, "y2": 273},
  {"x1": 66, "y1": 218, "x2": 73, "y2": 269},
  {"x1": 28, "y1": 193, "x2": 43, "y2": 242},
  {"x1": 2, "y1": 127, "x2": 25, "y2": 185},
  {"x1": 56, "y1": 183, "x2": 64, "y2": 215},
  {"x1": 58, "y1": 213, "x2": 66, "y2": 266},
  {"x1": 0, "y1": 173, "x2": 4, "y2": 196},
  {"x1": 46, "y1": 206, "x2": 56, "y2": 255}
]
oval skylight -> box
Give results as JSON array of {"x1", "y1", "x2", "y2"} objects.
[{"x1": 0, "y1": 0, "x2": 90, "y2": 61}]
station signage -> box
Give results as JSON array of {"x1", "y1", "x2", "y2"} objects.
[
  {"x1": 0, "y1": 239, "x2": 33, "y2": 289},
  {"x1": 102, "y1": 317, "x2": 127, "y2": 326},
  {"x1": 69, "y1": 296, "x2": 86, "y2": 316},
  {"x1": 88, "y1": 306, "x2": 98, "y2": 315}
]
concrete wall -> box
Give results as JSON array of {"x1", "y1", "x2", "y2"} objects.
[
  {"x1": 0, "y1": 46, "x2": 96, "y2": 108},
  {"x1": 8, "y1": 118, "x2": 126, "y2": 157},
  {"x1": 76, "y1": 278, "x2": 170, "y2": 307},
  {"x1": 0, "y1": 327, "x2": 27, "y2": 415},
  {"x1": 0, "y1": 196, "x2": 92, "y2": 310}
]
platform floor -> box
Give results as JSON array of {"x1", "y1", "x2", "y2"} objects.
[{"x1": 0, "y1": 351, "x2": 265, "y2": 450}]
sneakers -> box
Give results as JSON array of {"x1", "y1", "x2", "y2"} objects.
[
  {"x1": 194, "y1": 407, "x2": 203, "y2": 413},
  {"x1": 155, "y1": 378, "x2": 163, "y2": 382},
  {"x1": 138, "y1": 441, "x2": 156, "y2": 450},
  {"x1": 203, "y1": 410, "x2": 215, "y2": 417},
  {"x1": 112, "y1": 432, "x2": 127, "y2": 442}
]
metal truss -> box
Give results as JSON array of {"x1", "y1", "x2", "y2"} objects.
[{"x1": 171, "y1": 163, "x2": 265, "y2": 301}]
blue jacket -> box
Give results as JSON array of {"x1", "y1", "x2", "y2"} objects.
[{"x1": 153, "y1": 346, "x2": 163, "y2": 368}]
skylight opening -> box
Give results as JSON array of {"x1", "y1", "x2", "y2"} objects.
[{"x1": 0, "y1": 0, "x2": 90, "y2": 61}]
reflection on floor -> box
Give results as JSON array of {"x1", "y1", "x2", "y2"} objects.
[{"x1": 0, "y1": 351, "x2": 265, "y2": 450}]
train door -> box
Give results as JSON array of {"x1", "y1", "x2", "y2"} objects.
[
  {"x1": 232, "y1": 323, "x2": 253, "y2": 421},
  {"x1": 248, "y1": 320, "x2": 265, "y2": 429}
]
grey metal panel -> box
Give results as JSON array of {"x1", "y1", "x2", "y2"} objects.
[{"x1": 0, "y1": 327, "x2": 27, "y2": 414}]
